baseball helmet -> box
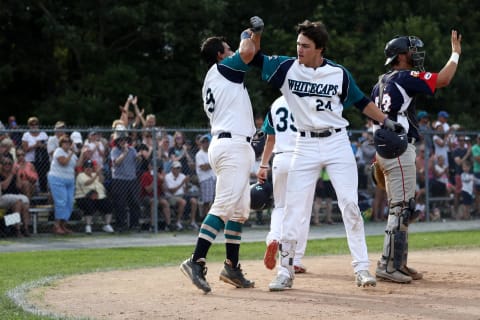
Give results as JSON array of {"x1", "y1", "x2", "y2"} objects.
[
  {"x1": 250, "y1": 181, "x2": 273, "y2": 210},
  {"x1": 384, "y1": 36, "x2": 425, "y2": 71},
  {"x1": 374, "y1": 128, "x2": 408, "y2": 159}
]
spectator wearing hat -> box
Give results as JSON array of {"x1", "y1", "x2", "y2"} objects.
[
  {"x1": 70, "y1": 131, "x2": 84, "y2": 156},
  {"x1": 165, "y1": 160, "x2": 198, "y2": 231},
  {"x1": 48, "y1": 134, "x2": 87, "y2": 235},
  {"x1": 451, "y1": 135, "x2": 472, "y2": 212},
  {"x1": 435, "y1": 110, "x2": 450, "y2": 133},
  {"x1": 22, "y1": 116, "x2": 49, "y2": 192},
  {"x1": 195, "y1": 134, "x2": 215, "y2": 219},
  {"x1": 417, "y1": 110, "x2": 434, "y2": 155},
  {"x1": 110, "y1": 129, "x2": 142, "y2": 231},
  {"x1": 47, "y1": 121, "x2": 66, "y2": 160},
  {"x1": 75, "y1": 159, "x2": 114, "y2": 234}
]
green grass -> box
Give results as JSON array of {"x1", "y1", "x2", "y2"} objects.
[{"x1": 1, "y1": 230, "x2": 479, "y2": 319}]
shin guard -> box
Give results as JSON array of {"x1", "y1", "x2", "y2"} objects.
[{"x1": 279, "y1": 239, "x2": 297, "y2": 279}]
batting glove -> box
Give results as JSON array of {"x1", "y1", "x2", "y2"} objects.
[
  {"x1": 250, "y1": 16, "x2": 264, "y2": 34},
  {"x1": 383, "y1": 118, "x2": 404, "y2": 133}
]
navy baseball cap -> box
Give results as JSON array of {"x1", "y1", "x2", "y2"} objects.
[
  {"x1": 417, "y1": 111, "x2": 429, "y2": 120},
  {"x1": 438, "y1": 111, "x2": 449, "y2": 118}
]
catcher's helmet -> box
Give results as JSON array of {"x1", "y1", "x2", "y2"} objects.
[
  {"x1": 374, "y1": 128, "x2": 408, "y2": 159},
  {"x1": 384, "y1": 36, "x2": 425, "y2": 71},
  {"x1": 250, "y1": 181, "x2": 273, "y2": 210}
]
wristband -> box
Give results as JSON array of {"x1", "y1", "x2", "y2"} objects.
[
  {"x1": 240, "y1": 31, "x2": 251, "y2": 40},
  {"x1": 260, "y1": 165, "x2": 269, "y2": 169},
  {"x1": 449, "y1": 52, "x2": 459, "y2": 64}
]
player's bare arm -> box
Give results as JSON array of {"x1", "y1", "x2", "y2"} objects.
[
  {"x1": 256, "y1": 134, "x2": 275, "y2": 183},
  {"x1": 436, "y1": 30, "x2": 462, "y2": 88},
  {"x1": 239, "y1": 16, "x2": 264, "y2": 64}
]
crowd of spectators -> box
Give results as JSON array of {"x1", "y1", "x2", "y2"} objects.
[{"x1": 1, "y1": 100, "x2": 479, "y2": 237}]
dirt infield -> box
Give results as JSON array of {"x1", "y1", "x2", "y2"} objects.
[{"x1": 27, "y1": 249, "x2": 480, "y2": 320}]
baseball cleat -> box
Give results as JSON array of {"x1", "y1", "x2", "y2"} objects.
[
  {"x1": 263, "y1": 240, "x2": 279, "y2": 270},
  {"x1": 269, "y1": 274, "x2": 293, "y2": 291},
  {"x1": 180, "y1": 258, "x2": 211, "y2": 293},
  {"x1": 294, "y1": 264, "x2": 307, "y2": 274},
  {"x1": 400, "y1": 265, "x2": 423, "y2": 280},
  {"x1": 375, "y1": 268, "x2": 412, "y2": 283},
  {"x1": 219, "y1": 260, "x2": 255, "y2": 288},
  {"x1": 355, "y1": 270, "x2": 377, "y2": 287}
]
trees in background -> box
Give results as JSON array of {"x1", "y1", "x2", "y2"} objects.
[{"x1": 1, "y1": 0, "x2": 478, "y2": 128}]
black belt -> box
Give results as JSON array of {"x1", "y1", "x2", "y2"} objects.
[
  {"x1": 218, "y1": 132, "x2": 251, "y2": 143},
  {"x1": 300, "y1": 128, "x2": 341, "y2": 138}
]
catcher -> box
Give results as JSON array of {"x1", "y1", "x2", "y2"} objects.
[{"x1": 371, "y1": 30, "x2": 462, "y2": 283}]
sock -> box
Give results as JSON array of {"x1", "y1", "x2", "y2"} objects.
[
  {"x1": 192, "y1": 214, "x2": 224, "y2": 261},
  {"x1": 225, "y1": 220, "x2": 243, "y2": 267}
]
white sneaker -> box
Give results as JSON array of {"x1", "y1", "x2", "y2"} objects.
[
  {"x1": 190, "y1": 222, "x2": 199, "y2": 230},
  {"x1": 176, "y1": 222, "x2": 184, "y2": 231},
  {"x1": 269, "y1": 274, "x2": 293, "y2": 291},
  {"x1": 102, "y1": 224, "x2": 114, "y2": 233},
  {"x1": 356, "y1": 270, "x2": 377, "y2": 287},
  {"x1": 85, "y1": 225, "x2": 92, "y2": 234}
]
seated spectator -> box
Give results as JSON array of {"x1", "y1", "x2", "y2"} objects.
[
  {"x1": 457, "y1": 161, "x2": 475, "y2": 220},
  {"x1": 0, "y1": 156, "x2": 31, "y2": 237},
  {"x1": 431, "y1": 154, "x2": 454, "y2": 197},
  {"x1": 75, "y1": 160, "x2": 114, "y2": 234},
  {"x1": 13, "y1": 148, "x2": 38, "y2": 199},
  {"x1": 165, "y1": 160, "x2": 198, "y2": 231},
  {"x1": 195, "y1": 134, "x2": 215, "y2": 220},
  {"x1": 22, "y1": 117, "x2": 49, "y2": 192},
  {"x1": 0, "y1": 138, "x2": 16, "y2": 163},
  {"x1": 140, "y1": 161, "x2": 172, "y2": 231}
]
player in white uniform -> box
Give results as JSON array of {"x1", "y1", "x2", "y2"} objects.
[
  {"x1": 256, "y1": 96, "x2": 309, "y2": 273},
  {"x1": 250, "y1": 20, "x2": 402, "y2": 290},
  {"x1": 180, "y1": 17, "x2": 264, "y2": 294}
]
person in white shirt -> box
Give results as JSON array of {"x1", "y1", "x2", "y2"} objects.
[{"x1": 195, "y1": 135, "x2": 216, "y2": 220}]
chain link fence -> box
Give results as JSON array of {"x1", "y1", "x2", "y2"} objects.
[{"x1": 1, "y1": 126, "x2": 479, "y2": 236}]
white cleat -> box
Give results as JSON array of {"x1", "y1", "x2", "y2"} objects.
[
  {"x1": 269, "y1": 274, "x2": 293, "y2": 291},
  {"x1": 356, "y1": 270, "x2": 377, "y2": 287}
]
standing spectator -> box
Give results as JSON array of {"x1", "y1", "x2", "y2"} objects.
[
  {"x1": 110, "y1": 128, "x2": 142, "y2": 232},
  {"x1": 312, "y1": 169, "x2": 336, "y2": 225},
  {"x1": 22, "y1": 117, "x2": 49, "y2": 193},
  {"x1": 195, "y1": 134, "x2": 216, "y2": 220},
  {"x1": 472, "y1": 134, "x2": 480, "y2": 215},
  {"x1": 253, "y1": 20, "x2": 388, "y2": 290},
  {"x1": 451, "y1": 136, "x2": 472, "y2": 211},
  {"x1": 48, "y1": 135, "x2": 86, "y2": 235},
  {"x1": 432, "y1": 154, "x2": 454, "y2": 197},
  {"x1": 13, "y1": 148, "x2": 38, "y2": 199},
  {"x1": 457, "y1": 161, "x2": 474, "y2": 220},
  {"x1": 165, "y1": 161, "x2": 198, "y2": 231},
  {"x1": 0, "y1": 155, "x2": 31, "y2": 237},
  {"x1": 435, "y1": 110, "x2": 450, "y2": 133},
  {"x1": 47, "y1": 121, "x2": 66, "y2": 160},
  {"x1": 417, "y1": 111, "x2": 434, "y2": 155},
  {"x1": 75, "y1": 159, "x2": 114, "y2": 234},
  {"x1": 6, "y1": 116, "x2": 22, "y2": 147},
  {"x1": 158, "y1": 135, "x2": 172, "y2": 173},
  {"x1": 180, "y1": 17, "x2": 262, "y2": 294},
  {"x1": 169, "y1": 131, "x2": 195, "y2": 175},
  {"x1": 432, "y1": 123, "x2": 450, "y2": 168},
  {"x1": 84, "y1": 129, "x2": 106, "y2": 169},
  {"x1": 140, "y1": 161, "x2": 172, "y2": 231},
  {"x1": 371, "y1": 30, "x2": 461, "y2": 283},
  {"x1": 357, "y1": 131, "x2": 376, "y2": 196}
]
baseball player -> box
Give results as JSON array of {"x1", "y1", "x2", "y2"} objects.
[
  {"x1": 180, "y1": 16, "x2": 264, "y2": 294},
  {"x1": 371, "y1": 31, "x2": 462, "y2": 283},
  {"x1": 251, "y1": 20, "x2": 400, "y2": 291},
  {"x1": 256, "y1": 96, "x2": 309, "y2": 274}
]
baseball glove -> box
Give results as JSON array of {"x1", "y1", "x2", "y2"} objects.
[{"x1": 371, "y1": 161, "x2": 386, "y2": 190}]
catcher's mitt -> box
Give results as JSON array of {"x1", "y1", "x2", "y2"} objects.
[{"x1": 371, "y1": 161, "x2": 386, "y2": 190}]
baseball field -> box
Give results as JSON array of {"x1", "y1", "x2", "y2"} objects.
[{"x1": 2, "y1": 230, "x2": 479, "y2": 320}]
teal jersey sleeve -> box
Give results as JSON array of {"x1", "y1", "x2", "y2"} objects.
[
  {"x1": 261, "y1": 55, "x2": 294, "y2": 83},
  {"x1": 261, "y1": 112, "x2": 274, "y2": 135},
  {"x1": 220, "y1": 50, "x2": 250, "y2": 72}
]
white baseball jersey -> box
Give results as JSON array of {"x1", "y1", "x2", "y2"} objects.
[
  {"x1": 202, "y1": 52, "x2": 256, "y2": 138},
  {"x1": 261, "y1": 96, "x2": 298, "y2": 153},
  {"x1": 260, "y1": 57, "x2": 370, "y2": 132}
]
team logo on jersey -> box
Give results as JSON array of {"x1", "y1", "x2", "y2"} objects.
[
  {"x1": 423, "y1": 72, "x2": 432, "y2": 80},
  {"x1": 410, "y1": 71, "x2": 420, "y2": 77},
  {"x1": 287, "y1": 79, "x2": 338, "y2": 98}
]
